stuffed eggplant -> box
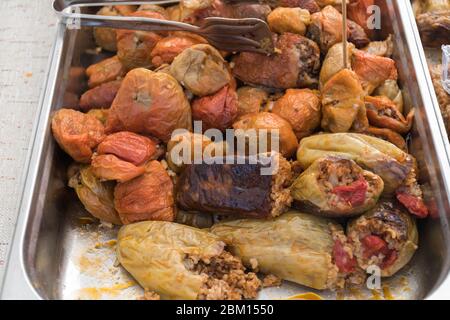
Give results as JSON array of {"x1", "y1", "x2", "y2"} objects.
[
  {"x1": 210, "y1": 211, "x2": 364, "y2": 290},
  {"x1": 297, "y1": 133, "x2": 415, "y2": 194},
  {"x1": 347, "y1": 202, "x2": 418, "y2": 277},
  {"x1": 117, "y1": 221, "x2": 261, "y2": 300},
  {"x1": 176, "y1": 154, "x2": 293, "y2": 218},
  {"x1": 291, "y1": 157, "x2": 384, "y2": 217}
]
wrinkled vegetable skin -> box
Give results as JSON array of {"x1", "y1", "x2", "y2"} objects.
[
  {"x1": 321, "y1": 69, "x2": 367, "y2": 133},
  {"x1": 211, "y1": 212, "x2": 339, "y2": 290},
  {"x1": 297, "y1": 133, "x2": 414, "y2": 194},
  {"x1": 68, "y1": 165, "x2": 121, "y2": 225},
  {"x1": 232, "y1": 33, "x2": 320, "y2": 89},
  {"x1": 106, "y1": 68, "x2": 192, "y2": 142},
  {"x1": 177, "y1": 155, "x2": 290, "y2": 218},
  {"x1": 117, "y1": 221, "x2": 224, "y2": 300},
  {"x1": 291, "y1": 157, "x2": 384, "y2": 217},
  {"x1": 347, "y1": 202, "x2": 418, "y2": 277},
  {"x1": 51, "y1": 109, "x2": 105, "y2": 163},
  {"x1": 232, "y1": 112, "x2": 298, "y2": 159},
  {"x1": 114, "y1": 161, "x2": 175, "y2": 224}
]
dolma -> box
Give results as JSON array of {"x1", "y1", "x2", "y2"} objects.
[
  {"x1": 347, "y1": 202, "x2": 418, "y2": 277},
  {"x1": 176, "y1": 154, "x2": 293, "y2": 218},
  {"x1": 291, "y1": 156, "x2": 384, "y2": 217},
  {"x1": 117, "y1": 221, "x2": 261, "y2": 300}
]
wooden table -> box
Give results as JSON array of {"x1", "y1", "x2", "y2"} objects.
[{"x1": 0, "y1": 0, "x2": 56, "y2": 285}]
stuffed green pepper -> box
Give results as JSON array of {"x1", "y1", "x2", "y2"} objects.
[
  {"x1": 117, "y1": 221, "x2": 261, "y2": 300},
  {"x1": 211, "y1": 211, "x2": 365, "y2": 290},
  {"x1": 291, "y1": 156, "x2": 384, "y2": 217}
]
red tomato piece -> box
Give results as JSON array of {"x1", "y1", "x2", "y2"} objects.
[{"x1": 332, "y1": 178, "x2": 368, "y2": 207}]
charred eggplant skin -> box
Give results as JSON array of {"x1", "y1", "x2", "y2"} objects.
[{"x1": 177, "y1": 156, "x2": 275, "y2": 218}]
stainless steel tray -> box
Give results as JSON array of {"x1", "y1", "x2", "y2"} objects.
[{"x1": 2, "y1": 0, "x2": 450, "y2": 300}]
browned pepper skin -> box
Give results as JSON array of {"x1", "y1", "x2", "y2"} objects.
[
  {"x1": 347, "y1": 20, "x2": 370, "y2": 48},
  {"x1": 231, "y1": 3, "x2": 272, "y2": 19},
  {"x1": 321, "y1": 69, "x2": 368, "y2": 133},
  {"x1": 272, "y1": 89, "x2": 321, "y2": 140},
  {"x1": 97, "y1": 131, "x2": 160, "y2": 166},
  {"x1": 351, "y1": 49, "x2": 398, "y2": 95},
  {"x1": 86, "y1": 56, "x2": 126, "y2": 89},
  {"x1": 93, "y1": 5, "x2": 138, "y2": 52},
  {"x1": 366, "y1": 127, "x2": 407, "y2": 151},
  {"x1": 348, "y1": 0, "x2": 376, "y2": 39},
  {"x1": 116, "y1": 11, "x2": 166, "y2": 70},
  {"x1": 181, "y1": 0, "x2": 271, "y2": 24},
  {"x1": 51, "y1": 109, "x2": 106, "y2": 163},
  {"x1": 150, "y1": 32, "x2": 207, "y2": 67},
  {"x1": 192, "y1": 85, "x2": 238, "y2": 132},
  {"x1": 170, "y1": 44, "x2": 231, "y2": 97},
  {"x1": 278, "y1": 0, "x2": 320, "y2": 13},
  {"x1": 308, "y1": 5, "x2": 369, "y2": 53},
  {"x1": 236, "y1": 86, "x2": 269, "y2": 119},
  {"x1": 114, "y1": 161, "x2": 175, "y2": 224},
  {"x1": 177, "y1": 157, "x2": 278, "y2": 218},
  {"x1": 232, "y1": 33, "x2": 321, "y2": 89},
  {"x1": 233, "y1": 112, "x2": 298, "y2": 159},
  {"x1": 91, "y1": 154, "x2": 146, "y2": 183},
  {"x1": 79, "y1": 80, "x2": 122, "y2": 111},
  {"x1": 105, "y1": 68, "x2": 192, "y2": 142},
  {"x1": 365, "y1": 96, "x2": 414, "y2": 135}
]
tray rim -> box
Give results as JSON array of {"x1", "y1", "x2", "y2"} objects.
[{"x1": 2, "y1": 0, "x2": 450, "y2": 300}]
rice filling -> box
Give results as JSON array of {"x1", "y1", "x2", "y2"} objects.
[{"x1": 184, "y1": 251, "x2": 261, "y2": 300}]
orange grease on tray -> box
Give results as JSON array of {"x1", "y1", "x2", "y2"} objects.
[
  {"x1": 76, "y1": 281, "x2": 137, "y2": 299},
  {"x1": 286, "y1": 293, "x2": 323, "y2": 300}
]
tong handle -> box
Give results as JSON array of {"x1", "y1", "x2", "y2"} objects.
[
  {"x1": 53, "y1": 0, "x2": 199, "y2": 33},
  {"x1": 53, "y1": 0, "x2": 180, "y2": 12},
  {"x1": 60, "y1": 14, "x2": 199, "y2": 33}
]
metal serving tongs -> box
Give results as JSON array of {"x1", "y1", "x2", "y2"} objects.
[
  {"x1": 341, "y1": 0, "x2": 349, "y2": 69},
  {"x1": 53, "y1": 0, "x2": 274, "y2": 54}
]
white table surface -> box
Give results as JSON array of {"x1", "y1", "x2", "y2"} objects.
[{"x1": 0, "y1": 0, "x2": 57, "y2": 286}]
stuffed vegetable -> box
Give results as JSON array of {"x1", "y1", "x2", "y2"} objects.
[
  {"x1": 176, "y1": 154, "x2": 293, "y2": 218},
  {"x1": 211, "y1": 211, "x2": 364, "y2": 290},
  {"x1": 117, "y1": 221, "x2": 261, "y2": 300},
  {"x1": 291, "y1": 156, "x2": 384, "y2": 217},
  {"x1": 347, "y1": 202, "x2": 418, "y2": 277}
]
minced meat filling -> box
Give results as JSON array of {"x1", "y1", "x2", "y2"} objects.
[
  {"x1": 329, "y1": 224, "x2": 365, "y2": 288},
  {"x1": 270, "y1": 155, "x2": 293, "y2": 217},
  {"x1": 378, "y1": 106, "x2": 401, "y2": 120},
  {"x1": 184, "y1": 251, "x2": 261, "y2": 300},
  {"x1": 349, "y1": 217, "x2": 404, "y2": 269},
  {"x1": 139, "y1": 291, "x2": 161, "y2": 300},
  {"x1": 317, "y1": 159, "x2": 375, "y2": 208}
]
